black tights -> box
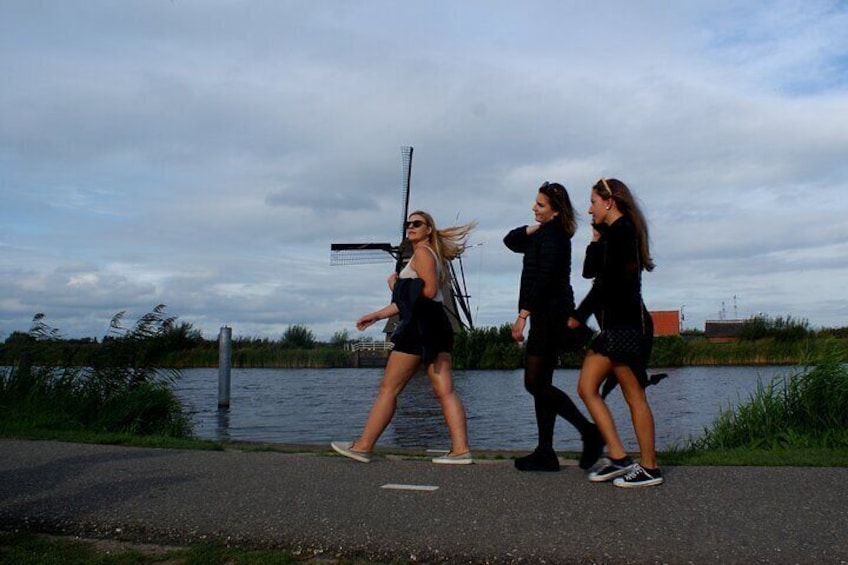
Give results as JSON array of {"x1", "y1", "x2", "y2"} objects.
[{"x1": 524, "y1": 353, "x2": 593, "y2": 451}]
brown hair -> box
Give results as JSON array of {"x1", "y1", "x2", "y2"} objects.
[
  {"x1": 592, "y1": 178, "x2": 655, "y2": 272},
  {"x1": 538, "y1": 181, "x2": 576, "y2": 237}
]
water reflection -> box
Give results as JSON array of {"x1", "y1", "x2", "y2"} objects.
[
  {"x1": 391, "y1": 370, "x2": 450, "y2": 449},
  {"x1": 215, "y1": 408, "x2": 231, "y2": 442}
]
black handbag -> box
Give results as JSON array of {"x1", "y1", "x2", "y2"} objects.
[{"x1": 598, "y1": 327, "x2": 643, "y2": 356}]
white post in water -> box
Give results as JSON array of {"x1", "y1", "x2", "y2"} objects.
[{"x1": 218, "y1": 325, "x2": 232, "y2": 408}]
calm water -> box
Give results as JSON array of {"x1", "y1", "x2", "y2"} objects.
[{"x1": 172, "y1": 366, "x2": 796, "y2": 452}]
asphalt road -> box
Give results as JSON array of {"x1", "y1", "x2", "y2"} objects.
[{"x1": 1, "y1": 439, "x2": 846, "y2": 564}]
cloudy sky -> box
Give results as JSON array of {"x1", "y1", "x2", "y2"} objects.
[{"x1": 2, "y1": 1, "x2": 848, "y2": 342}]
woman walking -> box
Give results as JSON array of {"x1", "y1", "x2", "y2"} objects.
[
  {"x1": 332, "y1": 210, "x2": 476, "y2": 465},
  {"x1": 504, "y1": 181, "x2": 604, "y2": 472},
  {"x1": 568, "y1": 177, "x2": 662, "y2": 487}
]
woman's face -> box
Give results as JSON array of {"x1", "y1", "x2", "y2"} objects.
[
  {"x1": 588, "y1": 189, "x2": 609, "y2": 225},
  {"x1": 405, "y1": 214, "x2": 431, "y2": 243},
  {"x1": 533, "y1": 192, "x2": 559, "y2": 224}
]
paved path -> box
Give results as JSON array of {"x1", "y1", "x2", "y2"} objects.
[{"x1": 1, "y1": 439, "x2": 846, "y2": 564}]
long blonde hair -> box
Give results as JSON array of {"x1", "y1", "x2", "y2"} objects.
[{"x1": 409, "y1": 210, "x2": 477, "y2": 282}]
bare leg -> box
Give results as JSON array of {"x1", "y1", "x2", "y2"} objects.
[
  {"x1": 352, "y1": 351, "x2": 421, "y2": 452},
  {"x1": 577, "y1": 352, "x2": 628, "y2": 460},
  {"x1": 614, "y1": 364, "x2": 658, "y2": 468},
  {"x1": 426, "y1": 352, "x2": 470, "y2": 455}
]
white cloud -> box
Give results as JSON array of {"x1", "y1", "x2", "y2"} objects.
[{"x1": 2, "y1": 0, "x2": 848, "y2": 341}]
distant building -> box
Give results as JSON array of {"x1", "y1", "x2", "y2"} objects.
[
  {"x1": 704, "y1": 319, "x2": 746, "y2": 343},
  {"x1": 650, "y1": 310, "x2": 680, "y2": 336}
]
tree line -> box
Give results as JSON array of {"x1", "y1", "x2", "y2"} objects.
[{"x1": 1, "y1": 308, "x2": 846, "y2": 370}]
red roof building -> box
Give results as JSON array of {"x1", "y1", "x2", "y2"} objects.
[{"x1": 650, "y1": 310, "x2": 680, "y2": 336}]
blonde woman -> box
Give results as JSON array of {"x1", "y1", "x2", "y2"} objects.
[{"x1": 332, "y1": 211, "x2": 476, "y2": 464}]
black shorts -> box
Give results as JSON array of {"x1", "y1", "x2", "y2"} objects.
[{"x1": 391, "y1": 300, "x2": 454, "y2": 358}]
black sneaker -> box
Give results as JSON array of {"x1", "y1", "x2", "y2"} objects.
[
  {"x1": 578, "y1": 425, "x2": 605, "y2": 470},
  {"x1": 613, "y1": 464, "x2": 663, "y2": 488},
  {"x1": 587, "y1": 456, "x2": 634, "y2": 482},
  {"x1": 514, "y1": 448, "x2": 560, "y2": 472}
]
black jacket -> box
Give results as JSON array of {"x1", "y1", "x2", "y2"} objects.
[
  {"x1": 503, "y1": 221, "x2": 575, "y2": 314},
  {"x1": 390, "y1": 277, "x2": 443, "y2": 364}
]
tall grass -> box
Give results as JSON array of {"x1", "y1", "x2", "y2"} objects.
[
  {"x1": 686, "y1": 352, "x2": 848, "y2": 450},
  {"x1": 0, "y1": 307, "x2": 192, "y2": 438}
]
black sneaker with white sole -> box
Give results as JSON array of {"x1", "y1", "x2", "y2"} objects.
[
  {"x1": 613, "y1": 463, "x2": 664, "y2": 488},
  {"x1": 587, "y1": 456, "x2": 635, "y2": 482}
]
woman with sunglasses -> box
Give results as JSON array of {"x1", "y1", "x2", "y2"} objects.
[
  {"x1": 568, "y1": 178, "x2": 662, "y2": 487},
  {"x1": 332, "y1": 211, "x2": 476, "y2": 465},
  {"x1": 504, "y1": 182, "x2": 604, "y2": 472}
]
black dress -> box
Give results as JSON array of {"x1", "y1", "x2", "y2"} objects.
[{"x1": 573, "y1": 217, "x2": 653, "y2": 370}]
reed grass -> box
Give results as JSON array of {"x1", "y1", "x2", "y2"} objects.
[
  {"x1": 684, "y1": 352, "x2": 848, "y2": 451},
  {"x1": 0, "y1": 307, "x2": 192, "y2": 439}
]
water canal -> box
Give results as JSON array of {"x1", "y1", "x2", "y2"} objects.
[{"x1": 173, "y1": 365, "x2": 794, "y2": 452}]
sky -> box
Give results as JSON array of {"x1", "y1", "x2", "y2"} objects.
[{"x1": 2, "y1": 1, "x2": 848, "y2": 343}]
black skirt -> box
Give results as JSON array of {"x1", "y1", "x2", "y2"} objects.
[{"x1": 526, "y1": 305, "x2": 593, "y2": 356}]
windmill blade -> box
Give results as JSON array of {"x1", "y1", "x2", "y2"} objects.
[
  {"x1": 400, "y1": 146, "x2": 413, "y2": 238},
  {"x1": 445, "y1": 258, "x2": 474, "y2": 330},
  {"x1": 394, "y1": 145, "x2": 414, "y2": 274},
  {"x1": 330, "y1": 243, "x2": 397, "y2": 266}
]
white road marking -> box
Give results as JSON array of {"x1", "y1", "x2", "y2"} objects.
[{"x1": 380, "y1": 483, "x2": 439, "y2": 492}]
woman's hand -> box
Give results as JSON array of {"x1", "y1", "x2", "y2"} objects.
[
  {"x1": 356, "y1": 312, "x2": 379, "y2": 331},
  {"x1": 567, "y1": 316, "x2": 581, "y2": 329},
  {"x1": 356, "y1": 304, "x2": 399, "y2": 331},
  {"x1": 591, "y1": 225, "x2": 602, "y2": 242},
  {"x1": 511, "y1": 315, "x2": 527, "y2": 342}
]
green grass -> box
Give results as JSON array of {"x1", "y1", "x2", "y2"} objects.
[{"x1": 683, "y1": 353, "x2": 848, "y2": 451}]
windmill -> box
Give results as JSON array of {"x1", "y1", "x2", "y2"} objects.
[{"x1": 330, "y1": 146, "x2": 475, "y2": 331}]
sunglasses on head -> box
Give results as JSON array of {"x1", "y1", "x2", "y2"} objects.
[
  {"x1": 406, "y1": 220, "x2": 427, "y2": 229},
  {"x1": 598, "y1": 177, "x2": 613, "y2": 197},
  {"x1": 540, "y1": 181, "x2": 563, "y2": 195}
]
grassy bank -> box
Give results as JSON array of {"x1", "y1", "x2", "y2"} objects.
[{"x1": 2, "y1": 308, "x2": 847, "y2": 467}]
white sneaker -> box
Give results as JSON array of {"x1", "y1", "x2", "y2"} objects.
[
  {"x1": 587, "y1": 456, "x2": 635, "y2": 482},
  {"x1": 331, "y1": 441, "x2": 372, "y2": 463},
  {"x1": 432, "y1": 451, "x2": 473, "y2": 465}
]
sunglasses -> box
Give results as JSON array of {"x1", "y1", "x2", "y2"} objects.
[{"x1": 405, "y1": 220, "x2": 427, "y2": 229}]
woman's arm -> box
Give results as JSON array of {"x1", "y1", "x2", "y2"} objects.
[
  {"x1": 503, "y1": 225, "x2": 536, "y2": 253},
  {"x1": 356, "y1": 303, "x2": 400, "y2": 331}
]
